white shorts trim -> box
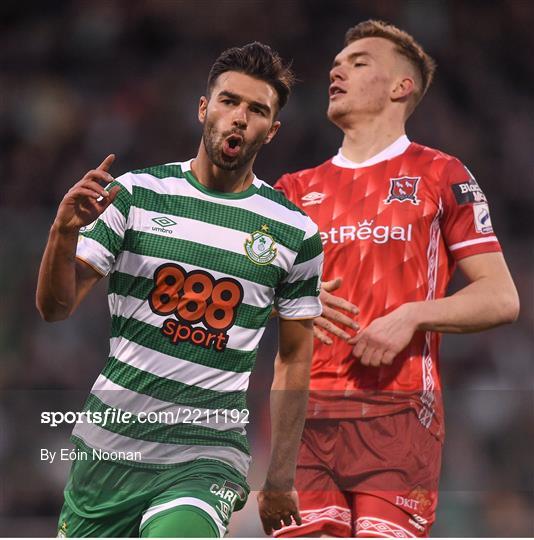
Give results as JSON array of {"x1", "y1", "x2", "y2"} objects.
[
  {"x1": 356, "y1": 531, "x2": 402, "y2": 538},
  {"x1": 274, "y1": 505, "x2": 351, "y2": 536},
  {"x1": 356, "y1": 516, "x2": 416, "y2": 538},
  {"x1": 274, "y1": 517, "x2": 352, "y2": 536}
]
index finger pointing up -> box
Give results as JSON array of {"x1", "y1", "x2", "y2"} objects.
[{"x1": 97, "y1": 154, "x2": 116, "y2": 172}]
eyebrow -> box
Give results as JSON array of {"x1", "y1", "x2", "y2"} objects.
[
  {"x1": 218, "y1": 90, "x2": 272, "y2": 115},
  {"x1": 332, "y1": 51, "x2": 371, "y2": 68}
]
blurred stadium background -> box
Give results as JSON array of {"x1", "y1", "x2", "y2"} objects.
[{"x1": 0, "y1": 0, "x2": 532, "y2": 536}]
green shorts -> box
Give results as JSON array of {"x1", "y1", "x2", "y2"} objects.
[{"x1": 57, "y1": 451, "x2": 249, "y2": 537}]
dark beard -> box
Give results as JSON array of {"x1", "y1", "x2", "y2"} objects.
[{"x1": 202, "y1": 120, "x2": 265, "y2": 171}]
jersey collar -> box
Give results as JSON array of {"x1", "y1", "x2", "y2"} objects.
[
  {"x1": 332, "y1": 135, "x2": 411, "y2": 169},
  {"x1": 180, "y1": 158, "x2": 261, "y2": 199}
]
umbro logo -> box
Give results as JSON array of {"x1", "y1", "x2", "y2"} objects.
[
  {"x1": 152, "y1": 216, "x2": 177, "y2": 228},
  {"x1": 151, "y1": 216, "x2": 176, "y2": 234},
  {"x1": 301, "y1": 192, "x2": 326, "y2": 206}
]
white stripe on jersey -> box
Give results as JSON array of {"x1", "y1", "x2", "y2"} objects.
[
  {"x1": 91, "y1": 375, "x2": 247, "y2": 433},
  {"x1": 77, "y1": 236, "x2": 114, "y2": 275},
  {"x1": 109, "y1": 337, "x2": 251, "y2": 392},
  {"x1": 129, "y1": 206, "x2": 298, "y2": 273},
  {"x1": 286, "y1": 253, "x2": 324, "y2": 283},
  {"x1": 275, "y1": 296, "x2": 323, "y2": 319},
  {"x1": 449, "y1": 236, "x2": 498, "y2": 251},
  {"x1": 97, "y1": 202, "x2": 129, "y2": 236}
]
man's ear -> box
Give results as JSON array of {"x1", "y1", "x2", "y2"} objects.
[
  {"x1": 264, "y1": 120, "x2": 281, "y2": 145},
  {"x1": 391, "y1": 76, "x2": 416, "y2": 101},
  {"x1": 198, "y1": 96, "x2": 208, "y2": 123}
]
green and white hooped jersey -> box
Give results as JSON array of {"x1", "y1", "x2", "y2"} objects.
[{"x1": 73, "y1": 159, "x2": 323, "y2": 477}]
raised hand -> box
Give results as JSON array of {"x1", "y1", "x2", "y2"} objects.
[
  {"x1": 54, "y1": 154, "x2": 119, "y2": 234},
  {"x1": 257, "y1": 487, "x2": 301, "y2": 535},
  {"x1": 314, "y1": 277, "x2": 359, "y2": 345}
]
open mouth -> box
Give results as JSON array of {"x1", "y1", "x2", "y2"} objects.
[
  {"x1": 329, "y1": 85, "x2": 346, "y2": 98},
  {"x1": 222, "y1": 134, "x2": 243, "y2": 158}
]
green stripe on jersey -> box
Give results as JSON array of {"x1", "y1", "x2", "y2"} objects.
[
  {"x1": 132, "y1": 186, "x2": 304, "y2": 253},
  {"x1": 102, "y1": 356, "x2": 247, "y2": 411},
  {"x1": 82, "y1": 394, "x2": 249, "y2": 454},
  {"x1": 109, "y1": 180, "x2": 131, "y2": 219},
  {"x1": 132, "y1": 164, "x2": 183, "y2": 179},
  {"x1": 257, "y1": 184, "x2": 306, "y2": 215},
  {"x1": 111, "y1": 316, "x2": 256, "y2": 373},
  {"x1": 294, "y1": 232, "x2": 323, "y2": 264},
  {"x1": 109, "y1": 271, "x2": 272, "y2": 330},
  {"x1": 81, "y1": 220, "x2": 123, "y2": 257},
  {"x1": 276, "y1": 276, "x2": 320, "y2": 300},
  {"x1": 122, "y1": 230, "x2": 286, "y2": 288}
]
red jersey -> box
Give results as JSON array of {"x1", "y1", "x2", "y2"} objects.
[{"x1": 275, "y1": 137, "x2": 501, "y2": 439}]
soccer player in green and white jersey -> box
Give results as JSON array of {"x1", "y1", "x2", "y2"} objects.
[{"x1": 36, "y1": 42, "x2": 323, "y2": 538}]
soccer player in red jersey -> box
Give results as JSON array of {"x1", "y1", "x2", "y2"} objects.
[{"x1": 272, "y1": 20, "x2": 520, "y2": 538}]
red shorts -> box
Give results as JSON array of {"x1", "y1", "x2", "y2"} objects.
[{"x1": 275, "y1": 410, "x2": 442, "y2": 538}]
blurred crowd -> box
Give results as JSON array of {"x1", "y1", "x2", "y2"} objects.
[{"x1": 0, "y1": 0, "x2": 532, "y2": 536}]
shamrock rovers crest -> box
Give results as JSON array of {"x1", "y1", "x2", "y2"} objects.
[{"x1": 244, "y1": 224, "x2": 277, "y2": 265}]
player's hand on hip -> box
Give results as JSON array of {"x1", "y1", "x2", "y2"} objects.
[
  {"x1": 257, "y1": 487, "x2": 301, "y2": 535},
  {"x1": 350, "y1": 304, "x2": 418, "y2": 367},
  {"x1": 314, "y1": 277, "x2": 359, "y2": 345},
  {"x1": 54, "y1": 154, "x2": 119, "y2": 234}
]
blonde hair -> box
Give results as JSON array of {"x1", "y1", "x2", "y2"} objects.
[{"x1": 345, "y1": 20, "x2": 436, "y2": 114}]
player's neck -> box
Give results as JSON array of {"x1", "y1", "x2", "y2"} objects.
[
  {"x1": 191, "y1": 144, "x2": 254, "y2": 193},
  {"x1": 340, "y1": 117, "x2": 406, "y2": 164}
]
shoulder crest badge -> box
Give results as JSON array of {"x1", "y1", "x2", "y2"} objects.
[{"x1": 80, "y1": 219, "x2": 98, "y2": 233}]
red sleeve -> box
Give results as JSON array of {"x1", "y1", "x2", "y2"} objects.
[
  {"x1": 440, "y1": 158, "x2": 501, "y2": 261},
  {"x1": 274, "y1": 172, "x2": 298, "y2": 202}
]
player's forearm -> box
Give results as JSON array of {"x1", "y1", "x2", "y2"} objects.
[
  {"x1": 264, "y1": 352, "x2": 311, "y2": 491},
  {"x1": 408, "y1": 277, "x2": 520, "y2": 333},
  {"x1": 36, "y1": 223, "x2": 80, "y2": 321}
]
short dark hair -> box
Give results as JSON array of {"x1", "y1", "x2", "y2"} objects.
[
  {"x1": 207, "y1": 42, "x2": 295, "y2": 112},
  {"x1": 345, "y1": 20, "x2": 436, "y2": 114}
]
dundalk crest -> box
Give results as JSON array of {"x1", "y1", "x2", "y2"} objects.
[
  {"x1": 384, "y1": 176, "x2": 421, "y2": 205},
  {"x1": 244, "y1": 224, "x2": 278, "y2": 265}
]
